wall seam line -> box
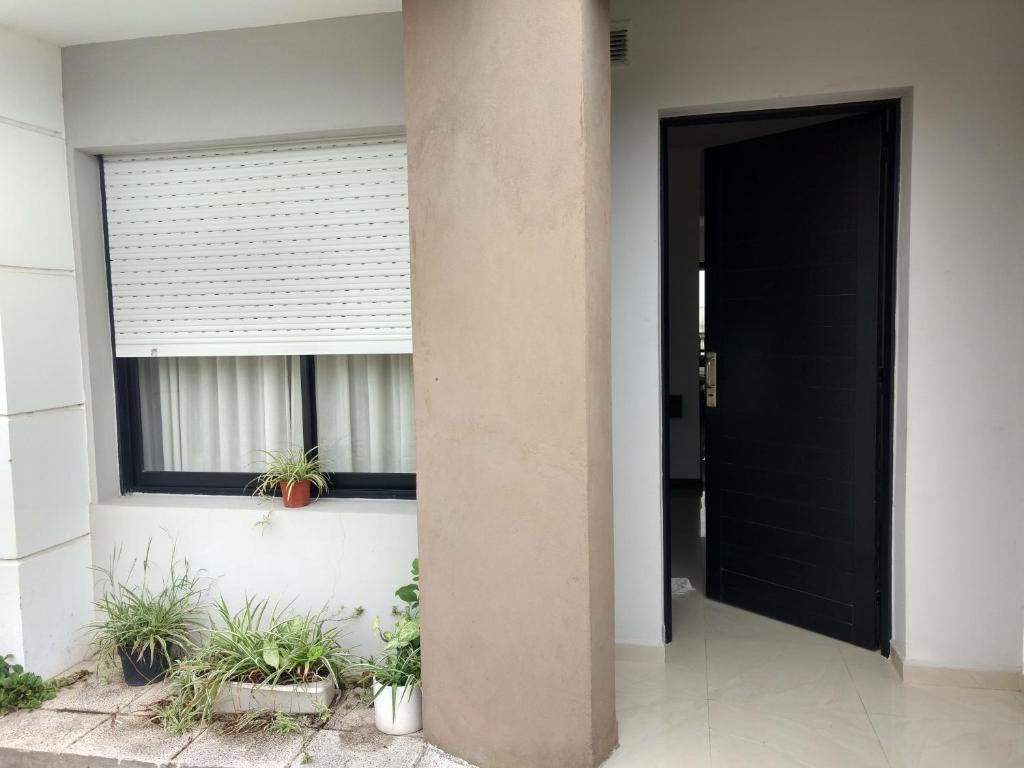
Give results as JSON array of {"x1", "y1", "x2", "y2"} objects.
[
  {"x1": 0, "y1": 532, "x2": 90, "y2": 565},
  {"x1": 0, "y1": 264, "x2": 76, "y2": 277},
  {"x1": 1, "y1": 402, "x2": 87, "y2": 418},
  {"x1": 0, "y1": 113, "x2": 65, "y2": 139}
]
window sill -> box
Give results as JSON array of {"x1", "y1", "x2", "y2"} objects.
[{"x1": 92, "y1": 492, "x2": 416, "y2": 516}]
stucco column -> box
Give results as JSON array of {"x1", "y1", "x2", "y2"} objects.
[{"x1": 403, "y1": 1, "x2": 616, "y2": 766}]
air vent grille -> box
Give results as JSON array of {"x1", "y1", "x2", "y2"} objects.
[{"x1": 610, "y1": 23, "x2": 630, "y2": 66}]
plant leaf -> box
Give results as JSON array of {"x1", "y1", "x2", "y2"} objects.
[
  {"x1": 262, "y1": 644, "x2": 281, "y2": 670},
  {"x1": 395, "y1": 585, "x2": 418, "y2": 605}
]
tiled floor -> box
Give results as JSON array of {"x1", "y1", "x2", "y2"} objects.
[{"x1": 607, "y1": 589, "x2": 1024, "y2": 767}]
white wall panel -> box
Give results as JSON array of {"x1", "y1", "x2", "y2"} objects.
[
  {"x1": 0, "y1": 122, "x2": 74, "y2": 271},
  {"x1": 1, "y1": 408, "x2": 90, "y2": 559},
  {"x1": 0, "y1": 271, "x2": 85, "y2": 415},
  {"x1": 0, "y1": 24, "x2": 64, "y2": 132}
]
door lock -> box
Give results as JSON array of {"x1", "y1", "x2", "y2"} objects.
[{"x1": 706, "y1": 352, "x2": 717, "y2": 408}]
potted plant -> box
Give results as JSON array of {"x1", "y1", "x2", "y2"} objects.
[
  {"x1": 155, "y1": 597, "x2": 358, "y2": 733},
  {"x1": 250, "y1": 447, "x2": 328, "y2": 509},
  {"x1": 364, "y1": 559, "x2": 422, "y2": 735},
  {"x1": 88, "y1": 547, "x2": 208, "y2": 686}
]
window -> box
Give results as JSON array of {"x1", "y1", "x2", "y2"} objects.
[{"x1": 103, "y1": 136, "x2": 415, "y2": 498}]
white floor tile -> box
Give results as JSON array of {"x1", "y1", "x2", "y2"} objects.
[
  {"x1": 852, "y1": 673, "x2": 1024, "y2": 724},
  {"x1": 709, "y1": 700, "x2": 888, "y2": 768},
  {"x1": 870, "y1": 713, "x2": 1024, "y2": 768}
]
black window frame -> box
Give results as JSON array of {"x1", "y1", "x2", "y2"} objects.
[{"x1": 101, "y1": 157, "x2": 415, "y2": 501}]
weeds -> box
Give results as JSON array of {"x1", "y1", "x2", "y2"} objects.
[{"x1": 0, "y1": 656, "x2": 55, "y2": 715}]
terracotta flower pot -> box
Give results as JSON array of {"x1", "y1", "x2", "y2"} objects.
[{"x1": 280, "y1": 479, "x2": 312, "y2": 508}]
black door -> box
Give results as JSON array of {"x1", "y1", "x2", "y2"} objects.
[{"x1": 703, "y1": 112, "x2": 890, "y2": 649}]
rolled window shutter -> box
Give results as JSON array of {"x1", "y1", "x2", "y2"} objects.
[{"x1": 102, "y1": 135, "x2": 411, "y2": 358}]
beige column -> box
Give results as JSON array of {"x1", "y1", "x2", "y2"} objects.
[{"x1": 403, "y1": 1, "x2": 615, "y2": 766}]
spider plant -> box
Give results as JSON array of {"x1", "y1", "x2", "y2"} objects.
[
  {"x1": 249, "y1": 447, "x2": 328, "y2": 502},
  {"x1": 88, "y1": 545, "x2": 208, "y2": 679},
  {"x1": 154, "y1": 596, "x2": 358, "y2": 734}
]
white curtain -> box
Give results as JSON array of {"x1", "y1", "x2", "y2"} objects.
[
  {"x1": 315, "y1": 354, "x2": 416, "y2": 473},
  {"x1": 138, "y1": 356, "x2": 304, "y2": 472},
  {"x1": 137, "y1": 354, "x2": 415, "y2": 475}
]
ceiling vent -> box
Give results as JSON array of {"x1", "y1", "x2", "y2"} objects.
[{"x1": 610, "y1": 22, "x2": 630, "y2": 66}]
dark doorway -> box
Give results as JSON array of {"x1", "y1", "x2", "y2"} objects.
[{"x1": 660, "y1": 101, "x2": 898, "y2": 652}]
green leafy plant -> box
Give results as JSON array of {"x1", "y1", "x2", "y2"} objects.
[
  {"x1": 394, "y1": 558, "x2": 419, "y2": 612},
  {"x1": 249, "y1": 447, "x2": 329, "y2": 502},
  {"x1": 360, "y1": 559, "x2": 421, "y2": 718},
  {"x1": 0, "y1": 656, "x2": 55, "y2": 715},
  {"x1": 88, "y1": 545, "x2": 209, "y2": 670},
  {"x1": 154, "y1": 597, "x2": 357, "y2": 734}
]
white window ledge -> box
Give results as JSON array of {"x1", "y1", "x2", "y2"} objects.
[{"x1": 92, "y1": 492, "x2": 416, "y2": 517}]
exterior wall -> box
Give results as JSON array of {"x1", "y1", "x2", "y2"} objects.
[
  {"x1": 60, "y1": 14, "x2": 416, "y2": 655},
  {"x1": 610, "y1": 0, "x2": 1024, "y2": 674},
  {"x1": 0, "y1": 24, "x2": 92, "y2": 677},
  {"x1": 54, "y1": 1, "x2": 1024, "y2": 678}
]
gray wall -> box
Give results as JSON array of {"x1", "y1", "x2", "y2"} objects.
[
  {"x1": 62, "y1": 13, "x2": 405, "y2": 151},
  {"x1": 60, "y1": 13, "x2": 417, "y2": 658},
  {"x1": 61, "y1": 12, "x2": 406, "y2": 499}
]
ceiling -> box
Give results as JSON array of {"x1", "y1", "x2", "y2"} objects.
[{"x1": 0, "y1": 0, "x2": 400, "y2": 46}]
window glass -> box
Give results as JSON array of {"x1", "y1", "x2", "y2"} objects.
[
  {"x1": 315, "y1": 354, "x2": 415, "y2": 474},
  {"x1": 137, "y1": 356, "x2": 304, "y2": 472}
]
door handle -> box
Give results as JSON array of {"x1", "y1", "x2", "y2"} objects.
[{"x1": 706, "y1": 352, "x2": 718, "y2": 408}]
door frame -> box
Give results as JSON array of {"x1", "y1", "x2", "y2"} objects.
[{"x1": 659, "y1": 99, "x2": 900, "y2": 653}]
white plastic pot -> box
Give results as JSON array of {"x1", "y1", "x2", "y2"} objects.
[{"x1": 372, "y1": 681, "x2": 422, "y2": 735}]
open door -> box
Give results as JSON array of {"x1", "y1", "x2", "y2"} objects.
[{"x1": 703, "y1": 112, "x2": 892, "y2": 649}]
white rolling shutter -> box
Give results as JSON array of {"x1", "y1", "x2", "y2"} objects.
[{"x1": 102, "y1": 134, "x2": 411, "y2": 358}]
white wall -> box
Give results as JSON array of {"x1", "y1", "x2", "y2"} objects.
[
  {"x1": 60, "y1": 14, "x2": 417, "y2": 653},
  {"x1": 611, "y1": 0, "x2": 1024, "y2": 672},
  {"x1": 91, "y1": 497, "x2": 417, "y2": 654},
  {"x1": 0, "y1": 24, "x2": 92, "y2": 677}
]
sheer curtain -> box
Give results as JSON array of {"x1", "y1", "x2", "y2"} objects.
[
  {"x1": 315, "y1": 354, "x2": 415, "y2": 473},
  {"x1": 138, "y1": 356, "x2": 304, "y2": 472},
  {"x1": 137, "y1": 354, "x2": 414, "y2": 475}
]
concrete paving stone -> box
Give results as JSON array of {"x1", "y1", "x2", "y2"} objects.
[
  {"x1": 415, "y1": 745, "x2": 479, "y2": 768},
  {"x1": 65, "y1": 714, "x2": 197, "y2": 765},
  {"x1": 42, "y1": 659, "x2": 151, "y2": 714},
  {"x1": 0, "y1": 751, "x2": 66, "y2": 768},
  {"x1": 0, "y1": 708, "x2": 106, "y2": 752},
  {"x1": 328, "y1": 702, "x2": 376, "y2": 732},
  {"x1": 171, "y1": 720, "x2": 306, "y2": 768},
  {"x1": 324, "y1": 688, "x2": 371, "y2": 730},
  {"x1": 291, "y1": 728, "x2": 425, "y2": 767}
]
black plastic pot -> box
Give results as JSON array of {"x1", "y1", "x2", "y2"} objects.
[{"x1": 117, "y1": 646, "x2": 171, "y2": 686}]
